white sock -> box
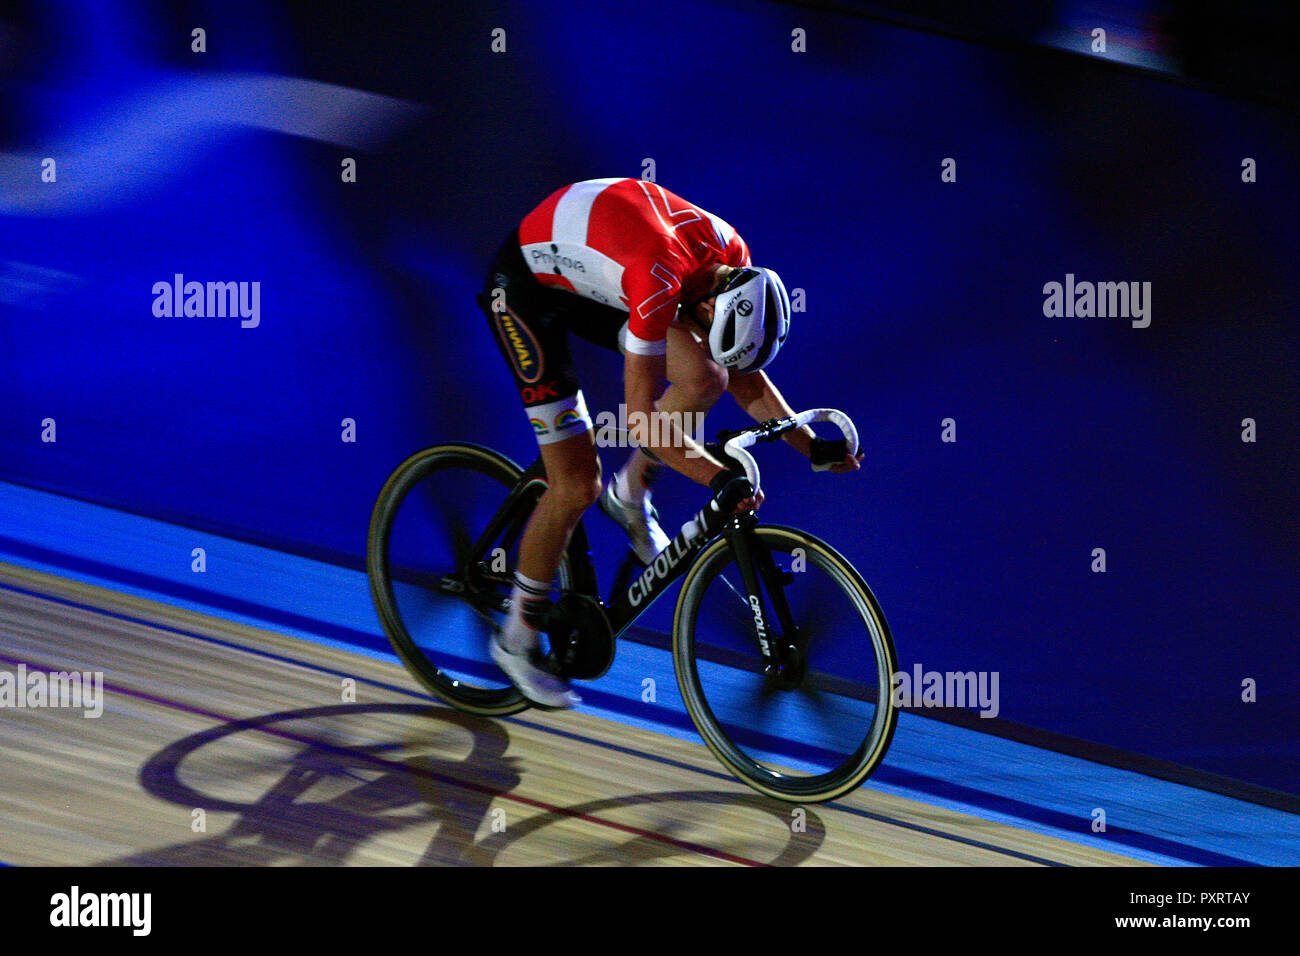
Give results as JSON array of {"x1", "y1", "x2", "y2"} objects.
[
  {"x1": 502, "y1": 571, "x2": 550, "y2": 654},
  {"x1": 615, "y1": 448, "x2": 662, "y2": 505}
]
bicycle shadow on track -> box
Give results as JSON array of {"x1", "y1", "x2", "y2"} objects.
[
  {"x1": 96, "y1": 703, "x2": 826, "y2": 866},
  {"x1": 467, "y1": 789, "x2": 827, "y2": 867},
  {"x1": 98, "y1": 703, "x2": 521, "y2": 866}
]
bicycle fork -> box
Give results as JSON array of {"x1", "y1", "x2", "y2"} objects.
[{"x1": 722, "y1": 517, "x2": 805, "y2": 689}]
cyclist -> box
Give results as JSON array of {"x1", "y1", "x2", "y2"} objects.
[{"x1": 476, "y1": 178, "x2": 862, "y2": 708}]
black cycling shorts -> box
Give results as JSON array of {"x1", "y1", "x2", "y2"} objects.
[{"x1": 476, "y1": 229, "x2": 627, "y2": 444}]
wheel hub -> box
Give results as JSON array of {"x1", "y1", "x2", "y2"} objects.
[{"x1": 765, "y1": 642, "x2": 806, "y2": 690}]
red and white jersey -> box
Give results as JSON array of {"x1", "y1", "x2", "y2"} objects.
[{"x1": 517, "y1": 178, "x2": 751, "y2": 355}]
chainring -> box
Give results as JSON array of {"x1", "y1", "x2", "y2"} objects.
[{"x1": 543, "y1": 593, "x2": 615, "y2": 680}]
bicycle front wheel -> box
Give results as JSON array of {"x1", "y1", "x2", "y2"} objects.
[{"x1": 673, "y1": 525, "x2": 898, "y2": 803}]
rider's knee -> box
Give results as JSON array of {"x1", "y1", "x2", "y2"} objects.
[
  {"x1": 550, "y1": 467, "x2": 603, "y2": 514},
  {"x1": 575, "y1": 469, "x2": 604, "y2": 511}
]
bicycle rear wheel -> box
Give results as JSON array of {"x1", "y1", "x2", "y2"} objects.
[
  {"x1": 366, "y1": 442, "x2": 579, "y2": 716},
  {"x1": 673, "y1": 525, "x2": 898, "y2": 803}
]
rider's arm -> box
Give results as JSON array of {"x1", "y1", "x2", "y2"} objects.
[
  {"x1": 726, "y1": 369, "x2": 815, "y2": 455},
  {"x1": 624, "y1": 352, "x2": 726, "y2": 487},
  {"x1": 727, "y1": 370, "x2": 863, "y2": 472}
]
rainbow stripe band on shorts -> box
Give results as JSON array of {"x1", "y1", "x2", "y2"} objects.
[{"x1": 528, "y1": 391, "x2": 592, "y2": 445}]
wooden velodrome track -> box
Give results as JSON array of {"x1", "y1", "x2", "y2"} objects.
[{"x1": 0, "y1": 562, "x2": 1146, "y2": 867}]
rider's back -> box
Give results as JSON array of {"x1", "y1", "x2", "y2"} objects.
[{"x1": 518, "y1": 178, "x2": 751, "y2": 349}]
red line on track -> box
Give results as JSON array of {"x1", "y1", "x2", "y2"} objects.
[{"x1": 0, "y1": 650, "x2": 769, "y2": 867}]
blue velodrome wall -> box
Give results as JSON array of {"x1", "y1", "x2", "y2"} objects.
[{"x1": 2, "y1": 2, "x2": 1296, "y2": 794}]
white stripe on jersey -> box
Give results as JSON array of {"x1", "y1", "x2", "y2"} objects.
[
  {"x1": 705, "y1": 211, "x2": 735, "y2": 249},
  {"x1": 552, "y1": 178, "x2": 625, "y2": 244},
  {"x1": 623, "y1": 328, "x2": 669, "y2": 356},
  {"x1": 519, "y1": 240, "x2": 627, "y2": 308},
  {"x1": 522, "y1": 178, "x2": 629, "y2": 309}
]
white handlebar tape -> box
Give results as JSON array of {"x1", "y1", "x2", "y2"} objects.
[
  {"x1": 798, "y1": 408, "x2": 859, "y2": 460},
  {"x1": 722, "y1": 408, "x2": 858, "y2": 497}
]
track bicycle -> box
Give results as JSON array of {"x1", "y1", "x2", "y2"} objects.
[{"x1": 366, "y1": 408, "x2": 898, "y2": 803}]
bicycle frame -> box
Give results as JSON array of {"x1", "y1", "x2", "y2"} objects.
[
  {"x1": 497, "y1": 457, "x2": 801, "y2": 679},
  {"x1": 472, "y1": 409, "x2": 856, "y2": 676}
]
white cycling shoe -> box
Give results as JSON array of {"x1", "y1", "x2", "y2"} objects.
[
  {"x1": 490, "y1": 635, "x2": 581, "y2": 710},
  {"x1": 599, "y1": 481, "x2": 671, "y2": 565}
]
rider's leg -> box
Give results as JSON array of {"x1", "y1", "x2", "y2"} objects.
[
  {"x1": 501, "y1": 426, "x2": 601, "y2": 652},
  {"x1": 476, "y1": 231, "x2": 599, "y2": 706},
  {"x1": 490, "y1": 404, "x2": 598, "y2": 708}
]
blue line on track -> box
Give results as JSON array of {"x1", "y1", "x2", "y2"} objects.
[
  {"x1": 0, "y1": 535, "x2": 389, "y2": 656},
  {"x1": 4, "y1": 577, "x2": 1273, "y2": 866},
  {"x1": 4, "y1": 578, "x2": 1077, "y2": 866}
]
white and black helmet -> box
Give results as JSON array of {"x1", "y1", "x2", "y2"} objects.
[{"x1": 708, "y1": 267, "x2": 791, "y2": 372}]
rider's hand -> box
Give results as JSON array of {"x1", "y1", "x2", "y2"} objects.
[
  {"x1": 809, "y1": 436, "x2": 863, "y2": 473},
  {"x1": 709, "y1": 468, "x2": 762, "y2": 514},
  {"x1": 827, "y1": 450, "x2": 864, "y2": 474}
]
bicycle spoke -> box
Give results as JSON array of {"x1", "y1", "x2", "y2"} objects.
[
  {"x1": 449, "y1": 512, "x2": 475, "y2": 570},
  {"x1": 716, "y1": 570, "x2": 752, "y2": 613}
]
